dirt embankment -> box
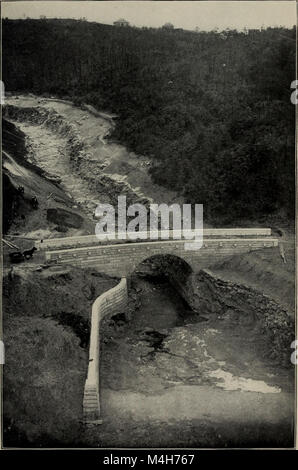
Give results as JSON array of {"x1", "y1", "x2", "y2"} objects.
[
  {"x1": 2, "y1": 118, "x2": 94, "y2": 242},
  {"x1": 3, "y1": 266, "x2": 117, "y2": 446},
  {"x1": 210, "y1": 245, "x2": 295, "y2": 314},
  {"x1": 193, "y1": 269, "x2": 294, "y2": 366}
]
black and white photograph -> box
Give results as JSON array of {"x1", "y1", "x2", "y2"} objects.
[{"x1": 0, "y1": 0, "x2": 296, "y2": 450}]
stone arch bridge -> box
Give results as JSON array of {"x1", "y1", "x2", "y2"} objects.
[{"x1": 37, "y1": 228, "x2": 279, "y2": 277}]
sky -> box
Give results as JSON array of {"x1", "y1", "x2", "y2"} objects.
[{"x1": 2, "y1": 1, "x2": 296, "y2": 32}]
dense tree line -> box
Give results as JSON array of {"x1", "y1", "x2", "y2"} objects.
[{"x1": 2, "y1": 19, "x2": 295, "y2": 223}]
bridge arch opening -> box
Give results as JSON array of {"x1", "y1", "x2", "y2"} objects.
[
  {"x1": 133, "y1": 253, "x2": 193, "y2": 282},
  {"x1": 122, "y1": 254, "x2": 197, "y2": 333}
]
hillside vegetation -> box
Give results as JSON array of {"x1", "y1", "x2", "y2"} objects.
[{"x1": 3, "y1": 19, "x2": 295, "y2": 223}]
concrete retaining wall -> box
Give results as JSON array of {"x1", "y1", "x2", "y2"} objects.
[{"x1": 83, "y1": 278, "x2": 128, "y2": 423}]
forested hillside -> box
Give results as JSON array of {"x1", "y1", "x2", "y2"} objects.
[{"x1": 2, "y1": 19, "x2": 295, "y2": 223}]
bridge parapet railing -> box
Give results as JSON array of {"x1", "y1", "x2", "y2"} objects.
[
  {"x1": 83, "y1": 278, "x2": 128, "y2": 424},
  {"x1": 36, "y1": 228, "x2": 273, "y2": 251}
]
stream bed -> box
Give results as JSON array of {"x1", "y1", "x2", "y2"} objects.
[{"x1": 96, "y1": 274, "x2": 294, "y2": 447}]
